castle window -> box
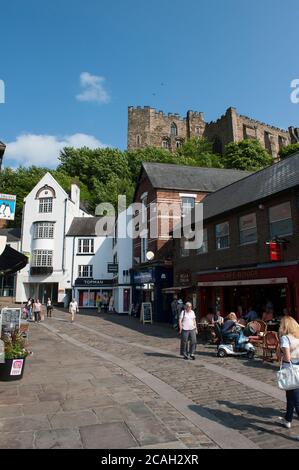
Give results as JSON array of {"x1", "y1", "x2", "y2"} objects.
[
  {"x1": 176, "y1": 140, "x2": 183, "y2": 149},
  {"x1": 162, "y1": 140, "x2": 170, "y2": 150},
  {"x1": 171, "y1": 123, "x2": 177, "y2": 137},
  {"x1": 136, "y1": 135, "x2": 141, "y2": 146}
]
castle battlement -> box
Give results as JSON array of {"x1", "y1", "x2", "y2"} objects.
[{"x1": 128, "y1": 105, "x2": 296, "y2": 157}]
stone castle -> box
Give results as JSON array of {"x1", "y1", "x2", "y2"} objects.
[{"x1": 128, "y1": 106, "x2": 299, "y2": 160}]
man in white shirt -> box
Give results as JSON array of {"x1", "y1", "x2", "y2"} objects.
[
  {"x1": 179, "y1": 302, "x2": 198, "y2": 360},
  {"x1": 69, "y1": 299, "x2": 79, "y2": 323}
]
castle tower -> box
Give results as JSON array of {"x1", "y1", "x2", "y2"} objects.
[
  {"x1": 128, "y1": 106, "x2": 206, "y2": 153},
  {"x1": 0, "y1": 141, "x2": 5, "y2": 171}
]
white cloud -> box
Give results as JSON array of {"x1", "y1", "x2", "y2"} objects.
[
  {"x1": 5, "y1": 133, "x2": 107, "y2": 168},
  {"x1": 76, "y1": 72, "x2": 111, "y2": 105}
]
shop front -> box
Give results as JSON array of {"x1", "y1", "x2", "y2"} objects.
[
  {"x1": 197, "y1": 265, "x2": 299, "y2": 321},
  {"x1": 162, "y1": 270, "x2": 198, "y2": 312},
  {"x1": 131, "y1": 265, "x2": 173, "y2": 322},
  {"x1": 74, "y1": 279, "x2": 114, "y2": 309}
]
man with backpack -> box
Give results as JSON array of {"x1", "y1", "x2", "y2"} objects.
[{"x1": 179, "y1": 302, "x2": 198, "y2": 360}]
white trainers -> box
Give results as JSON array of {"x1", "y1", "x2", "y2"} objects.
[{"x1": 278, "y1": 417, "x2": 292, "y2": 429}]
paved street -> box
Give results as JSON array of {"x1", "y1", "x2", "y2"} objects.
[{"x1": 0, "y1": 309, "x2": 299, "y2": 449}]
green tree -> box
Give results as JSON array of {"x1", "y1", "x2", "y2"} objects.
[
  {"x1": 176, "y1": 137, "x2": 223, "y2": 168},
  {"x1": 222, "y1": 139, "x2": 273, "y2": 171},
  {"x1": 279, "y1": 143, "x2": 299, "y2": 159},
  {"x1": 0, "y1": 166, "x2": 92, "y2": 226}
]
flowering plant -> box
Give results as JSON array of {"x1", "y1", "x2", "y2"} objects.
[{"x1": 2, "y1": 331, "x2": 31, "y2": 359}]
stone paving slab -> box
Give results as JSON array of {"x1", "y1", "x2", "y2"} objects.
[{"x1": 79, "y1": 423, "x2": 137, "y2": 449}]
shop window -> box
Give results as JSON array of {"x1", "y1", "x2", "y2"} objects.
[
  {"x1": 239, "y1": 213, "x2": 257, "y2": 245},
  {"x1": 197, "y1": 228, "x2": 208, "y2": 254},
  {"x1": 78, "y1": 239, "x2": 94, "y2": 254},
  {"x1": 269, "y1": 202, "x2": 293, "y2": 238},
  {"x1": 216, "y1": 222, "x2": 230, "y2": 249},
  {"x1": 78, "y1": 265, "x2": 93, "y2": 278}
]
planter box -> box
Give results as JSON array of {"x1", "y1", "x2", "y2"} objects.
[{"x1": 0, "y1": 357, "x2": 26, "y2": 381}]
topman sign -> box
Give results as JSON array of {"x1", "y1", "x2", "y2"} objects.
[{"x1": 0, "y1": 194, "x2": 16, "y2": 221}]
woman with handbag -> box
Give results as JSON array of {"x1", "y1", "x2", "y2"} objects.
[{"x1": 278, "y1": 316, "x2": 299, "y2": 429}]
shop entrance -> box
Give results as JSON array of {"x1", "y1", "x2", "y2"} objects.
[
  {"x1": 222, "y1": 284, "x2": 288, "y2": 317},
  {"x1": 38, "y1": 283, "x2": 58, "y2": 304}
]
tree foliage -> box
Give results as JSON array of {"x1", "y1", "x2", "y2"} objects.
[
  {"x1": 222, "y1": 139, "x2": 273, "y2": 171},
  {"x1": 279, "y1": 143, "x2": 299, "y2": 159},
  {"x1": 0, "y1": 166, "x2": 92, "y2": 227}
]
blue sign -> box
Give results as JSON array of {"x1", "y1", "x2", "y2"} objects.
[
  {"x1": 133, "y1": 270, "x2": 153, "y2": 284},
  {"x1": 0, "y1": 194, "x2": 16, "y2": 221}
]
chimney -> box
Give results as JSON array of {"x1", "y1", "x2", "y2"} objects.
[
  {"x1": 71, "y1": 184, "x2": 80, "y2": 212},
  {"x1": 0, "y1": 141, "x2": 6, "y2": 171}
]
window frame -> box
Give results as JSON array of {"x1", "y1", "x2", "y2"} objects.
[
  {"x1": 215, "y1": 221, "x2": 230, "y2": 250},
  {"x1": 269, "y1": 202, "x2": 293, "y2": 238},
  {"x1": 78, "y1": 265, "x2": 93, "y2": 278},
  {"x1": 32, "y1": 250, "x2": 53, "y2": 267},
  {"x1": 34, "y1": 222, "x2": 55, "y2": 239},
  {"x1": 239, "y1": 213, "x2": 257, "y2": 246},
  {"x1": 39, "y1": 197, "x2": 53, "y2": 213},
  {"x1": 78, "y1": 239, "x2": 95, "y2": 255}
]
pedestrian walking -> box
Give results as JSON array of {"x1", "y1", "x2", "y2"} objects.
[
  {"x1": 33, "y1": 299, "x2": 42, "y2": 323},
  {"x1": 46, "y1": 298, "x2": 53, "y2": 318},
  {"x1": 278, "y1": 316, "x2": 299, "y2": 429},
  {"x1": 178, "y1": 302, "x2": 198, "y2": 360},
  {"x1": 69, "y1": 299, "x2": 78, "y2": 323}
]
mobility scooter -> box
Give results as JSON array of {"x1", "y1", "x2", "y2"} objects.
[{"x1": 214, "y1": 323, "x2": 255, "y2": 359}]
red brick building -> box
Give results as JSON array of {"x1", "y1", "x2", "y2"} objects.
[
  {"x1": 132, "y1": 162, "x2": 250, "y2": 322},
  {"x1": 173, "y1": 152, "x2": 299, "y2": 321}
]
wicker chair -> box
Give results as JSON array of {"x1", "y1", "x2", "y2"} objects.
[
  {"x1": 262, "y1": 331, "x2": 280, "y2": 363},
  {"x1": 256, "y1": 320, "x2": 267, "y2": 334}
]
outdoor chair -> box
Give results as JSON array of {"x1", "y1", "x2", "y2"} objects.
[
  {"x1": 262, "y1": 331, "x2": 280, "y2": 363},
  {"x1": 256, "y1": 320, "x2": 267, "y2": 334}
]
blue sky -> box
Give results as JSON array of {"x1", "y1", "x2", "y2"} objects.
[{"x1": 0, "y1": 0, "x2": 298, "y2": 167}]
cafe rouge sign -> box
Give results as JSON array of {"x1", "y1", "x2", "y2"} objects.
[{"x1": 74, "y1": 279, "x2": 113, "y2": 287}]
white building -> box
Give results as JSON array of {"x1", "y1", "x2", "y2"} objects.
[
  {"x1": 66, "y1": 217, "x2": 114, "y2": 308},
  {"x1": 16, "y1": 173, "x2": 90, "y2": 304},
  {"x1": 0, "y1": 228, "x2": 22, "y2": 299},
  {"x1": 112, "y1": 207, "x2": 133, "y2": 314},
  {"x1": 15, "y1": 173, "x2": 134, "y2": 311}
]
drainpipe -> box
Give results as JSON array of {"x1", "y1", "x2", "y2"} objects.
[
  {"x1": 71, "y1": 236, "x2": 75, "y2": 300},
  {"x1": 62, "y1": 198, "x2": 67, "y2": 273}
]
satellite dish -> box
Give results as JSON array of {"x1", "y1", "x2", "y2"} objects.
[
  {"x1": 146, "y1": 251, "x2": 155, "y2": 261},
  {"x1": 0, "y1": 236, "x2": 7, "y2": 256}
]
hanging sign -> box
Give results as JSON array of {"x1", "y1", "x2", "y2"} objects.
[
  {"x1": 0, "y1": 194, "x2": 16, "y2": 220},
  {"x1": 269, "y1": 242, "x2": 282, "y2": 262}
]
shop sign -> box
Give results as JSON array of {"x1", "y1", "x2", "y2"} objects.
[
  {"x1": 176, "y1": 271, "x2": 192, "y2": 286},
  {"x1": 0, "y1": 194, "x2": 16, "y2": 221},
  {"x1": 108, "y1": 263, "x2": 118, "y2": 274},
  {"x1": 74, "y1": 279, "x2": 112, "y2": 287},
  {"x1": 133, "y1": 270, "x2": 153, "y2": 284}
]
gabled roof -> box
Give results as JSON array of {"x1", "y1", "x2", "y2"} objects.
[
  {"x1": 139, "y1": 162, "x2": 251, "y2": 195},
  {"x1": 202, "y1": 152, "x2": 299, "y2": 221},
  {"x1": 0, "y1": 228, "x2": 21, "y2": 242},
  {"x1": 66, "y1": 217, "x2": 103, "y2": 236}
]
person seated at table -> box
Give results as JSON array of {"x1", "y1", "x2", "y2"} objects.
[
  {"x1": 200, "y1": 312, "x2": 214, "y2": 325},
  {"x1": 262, "y1": 308, "x2": 274, "y2": 323},
  {"x1": 213, "y1": 310, "x2": 224, "y2": 325},
  {"x1": 222, "y1": 312, "x2": 244, "y2": 348},
  {"x1": 244, "y1": 306, "x2": 258, "y2": 322}
]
